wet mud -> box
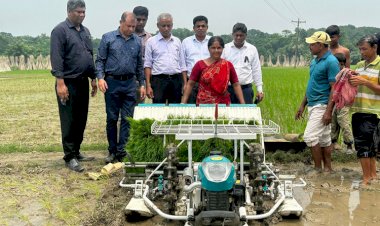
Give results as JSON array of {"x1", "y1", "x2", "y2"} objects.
[
  {"x1": 1, "y1": 152, "x2": 380, "y2": 226},
  {"x1": 89, "y1": 162, "x2": 380, "y2": 226}
]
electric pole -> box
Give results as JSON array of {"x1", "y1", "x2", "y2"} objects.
[{"x1": 291, "y1": 18, "x2": 306, "y2": 67}]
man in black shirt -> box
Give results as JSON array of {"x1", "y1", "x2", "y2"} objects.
[{"x1": 50, "y1": 0, "x2": 97, "y2": 172}]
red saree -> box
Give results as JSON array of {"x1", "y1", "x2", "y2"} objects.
[{"x1": 196, "y1": 59, "x2": 231, "y2": 104}]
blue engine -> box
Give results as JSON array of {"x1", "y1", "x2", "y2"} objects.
[{"x1": 198, "y1": 155, "x2": 236, "y2": 191}]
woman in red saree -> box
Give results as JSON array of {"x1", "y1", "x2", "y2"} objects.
[{"x1": 181, "y1": 36, "x2": 245, "y2": 105}]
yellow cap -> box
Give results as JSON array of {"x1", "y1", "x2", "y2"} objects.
[{"x1": 305, "y1": 31, "x2": 331, "y2": 44}]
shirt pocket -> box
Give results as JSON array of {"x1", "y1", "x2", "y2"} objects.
[
  {"x1": 243, "y1": 55, "x2": 252, "y2": 67},
  {"x1": 109, "y1": 40, "x2": 124, "y2": 57},
  {"x1": 171, "y1": 46, "x2": 180, "y2": 62},
  {"x1": 127, "y1": 45, "x2": 138, "y2": 57}
]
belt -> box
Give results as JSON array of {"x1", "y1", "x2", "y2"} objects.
[
  {"x1": 241, "y1": 83, "x2": 252, "y2": 89},
  {"x1": 64, "y1": 75, "x2": 88, "y2": 80},
  {"x1": 105, "y1": 74, "x2": 135, "y2": 81},
  {"x1": 228, "y1": 83, "x2": 252, "y2": 89},
  {"x1": 154, "y1": 73, "x2": 181, "y2": 79}
]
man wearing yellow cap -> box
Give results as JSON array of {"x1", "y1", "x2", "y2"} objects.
[{"x1": 295, "y1": 31, "x2": 340, "y2": 173}]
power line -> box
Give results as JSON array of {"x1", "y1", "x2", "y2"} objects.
[
  {"x1": 289, "y1": 1, "x2": 303, "y2": 18},
  {"x1": 263, "y1": 0, "x2": 290, "y2": 22},
  {"x1": 292, "y1": 18, "x2": 306, "y2": 68},
  {"x1": 281, "y1": 0, "x2": 298, "y2": 18}
]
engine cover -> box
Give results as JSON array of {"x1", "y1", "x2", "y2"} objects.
[{"x1": 198, "y1": 155, "x2": 236, "y2": 191}]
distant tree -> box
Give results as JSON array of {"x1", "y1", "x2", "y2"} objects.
[
  {"x1": 28, "y1": 34, "x2": 50, "y2": 56},
  {"x1": 220, "y1": 34, "x2": 232, "y2": 44},
  {"x1": 92, "y1": 38, "x2": 101, "y2": 56},
  {"x1": 5, "y1": 40, "x2": 32, "y2": 58},
  {"x1": 171, "y1": 28, "x2": 193, "y2": 41},
  {"x1": 0, "y1": 32, "x2": 13, "y2": 55},
  {"x1": 1, "y1": 25, "x2": 380, "y2": 66},
  {"x1": 281, "y1": 30, "x2": 292, "y2": 37}
]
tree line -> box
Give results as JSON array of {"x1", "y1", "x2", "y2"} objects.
[{"x1": 1, "y1": 25, "x2": 379, "y2": 65}]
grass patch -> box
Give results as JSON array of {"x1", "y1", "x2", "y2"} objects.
[
  {"x1": 266, "y1": 148, "x2": 357, "y2": 164},
  {"x1": 0, "y1": 165, "x2": 110, "y2": 226},
  {"x1": 260, "y1": 67, "x2": 309, "y2": 134},
  {"x1": 0, "y1": 69, "x2": 309, "y2": 154},
  {"x1": 0, "y1": 143, "x2": 106, "y2": 153},
  {"x1": 0, "y1": 70, "x2": 107, "y2": 153},
  {"x1": 0, "y1": 68, "x2": 341, "y2": 156}
]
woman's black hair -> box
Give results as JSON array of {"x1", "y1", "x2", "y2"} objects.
[{"x1": 208, "y1": 36, "x2": 225, "y2": 48}]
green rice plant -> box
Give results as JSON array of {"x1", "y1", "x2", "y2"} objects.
[
  {"x1": 126, "y1": 118, "x2": 253, "y2": 162},
  {"x1": 332, "y1": 150, "x2": 357, "y2": 163},
  {"x1": 260, "y1": 67, "x2": 309, "y2": 134},
  {"x1": 195, "y1": 137, "x2": 234, "y2": 161},
  {"x1": 266, "y1": 148, "x2": 357, "y2": 164},
  {"x1": 126, "y1": 118, "x2": 167, "y2": 161},
  {"x1": 266, "y1": 149, "x2": 310, "y2": 163}
]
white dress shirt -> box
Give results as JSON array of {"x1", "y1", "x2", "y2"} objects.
[
  {"x1": 181, "y1": 35, "x2": 211, "y2": 75},
  {"x1": 144, "y1": 32, "x2": 186, "y2": 75},
  {"x1": 222, "y1": 41, "x2": 263, "y2": 92}
]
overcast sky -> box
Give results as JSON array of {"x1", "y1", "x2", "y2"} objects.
[{"x1": 1, "y1": 0, "x2": 379, "y2": 38}]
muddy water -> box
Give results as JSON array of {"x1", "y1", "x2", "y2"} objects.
[
  {"x1": 120, "y1": 165, "x2": 380, "y2": 226},
  {"x1": 120, "y1": 172, "x2": 380, "y2": 226},
  {"x1": 277, "y1": 176, "x2": 380, "y2": 226}
]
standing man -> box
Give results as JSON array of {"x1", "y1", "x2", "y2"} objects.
[
  {"x1": 222, "y1": 23, "x2": 263, "y2": 104},
  {"x1": 50, "y1": 0, "x2": 96, "y2": 172},
  {"x1": 133, "y1": 6, "x2": 152, "y2": 61},
  {"x1": 133, "y1": 6, "x2": 151, "y2": 104},
  {"x1": 295, "y1": 31, "x2": 339, "y2": 173},
  {"x1": 326, "y1": 25, "x2": 354, "y2": 153},
  {"x1": 144, "y1": 13, "x2": 187, "y2": 104},
  {"x1": 326, "y1": 25, "x2": 350, "y2": 68},
  {"x1": 181, "y1": 15, "x2": 210, "y2": 103},
  {"x1": 96, "y1": 12, "x2": 145, "y2": 164},
  {"x1": 350, "y1": 35, "x2": 380, "y2": 185}
]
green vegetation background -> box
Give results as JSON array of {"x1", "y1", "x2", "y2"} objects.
[
  {"x1": 0, "y1": 68, "x2": 307, "y2": 153},
  {"x1": 1, "y1": 25, "x2": 379, "y2": 65},
  {"x1": 0, "y1": 68, "x2": 356, "y2": 162}
]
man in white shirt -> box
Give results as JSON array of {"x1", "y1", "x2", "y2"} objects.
[
  {"x1": 222, "y1": 23, "x2": 264, "y2": 104},
  {"x1": 181, "y1": 15, "x2": 210, "y2": 103},
  {"x1": 144, "y1": 13, "x2": 187, "y2": 104}
]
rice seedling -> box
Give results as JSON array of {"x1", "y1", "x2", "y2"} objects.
[{"x1": 260, "y1": 67, "x2": 309, "y2": 134}]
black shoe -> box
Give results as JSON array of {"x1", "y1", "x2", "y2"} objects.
[
  {"x1": 115, "y1": 155, "x2": 124, "y2": 162},
  {"x1": 105, "y1": 154, "x2": 116, "y2": 164},
  {"x1": 65, "y1": 159, "x2": 84, "y2": 172},
  {"x1": 116, "y1": 151, "x2": 135, "y2": 165},
  {"x1": 76, "y1": 153, "x2": 95, "y2": 162}
]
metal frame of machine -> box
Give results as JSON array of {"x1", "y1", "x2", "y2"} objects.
[{"x1": 120, "y1": 104, "x2": 306, "y2": 226}]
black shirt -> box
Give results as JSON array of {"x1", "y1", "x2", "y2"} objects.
[{"x1": 50, "y1": 18, "x2": 95, "y2": 79}]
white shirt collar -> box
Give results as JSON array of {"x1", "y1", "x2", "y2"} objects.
[
  {"x1": 232, "y1": 41, "x2": 247, "y2": 49},
  {"x1": 158, "y1": 32, "x2": 173, "y2": 41},
  {"x1": 192, "y1": 35, "x2": 210, "y2": 43}
]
